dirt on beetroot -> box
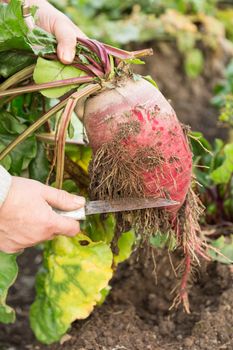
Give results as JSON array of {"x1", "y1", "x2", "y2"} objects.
[{"x1": 0, "y1": 248, "x2": 232, "y2": 350}]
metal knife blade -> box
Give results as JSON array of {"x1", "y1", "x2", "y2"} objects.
[{"x1": 54, "y1": 197, "x2": 179, "y2": 220}]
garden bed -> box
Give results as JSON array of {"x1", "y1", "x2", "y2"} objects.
[{"x1": 0, "y1": 249, "x2": 232, "y2": 350}]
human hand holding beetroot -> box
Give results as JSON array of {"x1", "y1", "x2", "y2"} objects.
[
  {"x1": 0, "y1": 0, "x2": 86, "y2": 253},
  {"x1": 27, "y1": 0, "x2": 87, "y2": 64}
]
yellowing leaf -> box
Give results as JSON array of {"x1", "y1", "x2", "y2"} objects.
[
  {"x1": 33, "y1": 58, "x2": 86, "y2": 98},
  {"x1": 30, "y1": 234, "x2": 113, "y2": 344},
  {"x1": 65, "y1": 144, "x2": 92, "y2": 174}
]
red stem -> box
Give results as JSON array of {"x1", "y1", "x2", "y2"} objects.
[{"x1": 0, "y1": 76, "x2": 94, "y2": 98}]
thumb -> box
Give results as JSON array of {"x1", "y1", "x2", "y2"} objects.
[
  {"x1": 54, "y1": 18, "x2": 87, "y2": 64},
  {"x1": 43, "y1": 185, "x2": 85, "y2": 211}
]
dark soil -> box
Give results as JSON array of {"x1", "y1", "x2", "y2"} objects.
[{"x1": 0, "y1": 249, "x2": 232, "y2": 350}]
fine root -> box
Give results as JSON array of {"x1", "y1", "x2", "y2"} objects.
[
  {"x1": 89, "y1": 126, "x2": 209, "y2": 313},
  {"x1": 89, "y1": 137, "x2": 167, "y2": 239}
]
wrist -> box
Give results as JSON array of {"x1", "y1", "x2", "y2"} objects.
[{"x1": 0, "y1": 166, "x2": 12, "y2": 208}]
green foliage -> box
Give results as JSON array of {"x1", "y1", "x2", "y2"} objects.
[
  {"x1": 114, "y1": 230, "x2": 136, "y2": 264},
  {"x1": 212, "y1": 60, "x2": 233, "y2": 126},
  {"x1": 218, "y1": 95, "x2": 233, "y2": 126},
  {"x1": 210, "y1": 143, "x2": 233, "y2": 184},
  {"x1": 0, "y1": 0, "x2": 29, "y2": 52},
  {"x1": 33, "y1": 58, "x2": 86, "y2": 98},
  {"x1": 191, "y1": 132, "x2": 233, "y2": 222},
  {"x1": 0, "y1": 51, "x2": 35, "y2": 79},
  {"x1": 85, "y1": 214, "x2": 116, "y2": 244},
  {"x1": 0, "y1": 0, "x2": 56, "y2": 55},
  {"x1": 52, "y1": 0, "x2": 218, "y2": 19},
  {"x1": 50, "y1": 0, "x2": 232, "y2": 78},
  {"x1": 0, "y1": 111, "x2": 37, "y2": 175},
  {"x1": 209, "y1": 235, "x2": 233, "y2": 264},
  {"x1": 30, "y1": 234, "x2": 113, "y2": 344},
  {"x1": 184, "y1": 48, "x2": 204, "y2": 78},
  {"x1": 150, "y1": 231, "x2": 177, "y2": 250},
  {"x1": 0, "y1": 252, "x2": 18, "y2": 324},
  {"x1": 65, "y1": 144, "x2": 92, "y2": 174},
  {"x1": 29, "y1": 142, "x2": 50, "y2": 183},
  {"x1": 216, "y1": 9, "x2": 233, "y2": 42}
]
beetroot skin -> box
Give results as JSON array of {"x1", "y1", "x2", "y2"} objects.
[{"x1": 84, "y1": 78, "x2": 193, "y2": 213}]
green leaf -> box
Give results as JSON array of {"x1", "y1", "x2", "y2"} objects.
[
  {"x1": 125, "y1": 58, "x2": 145, "y2": 65},
  {"x1": 30, "y1": 234, "x2": 113, "y2": 344},
  {"x1": 114, "y1": 230, "x2": 136, "y2": 265},
  {"x1": 209, "y1": 235, "x2": 233, "y2": 264},
  {"x1": 85, "y1": 214, "x2": 116, "y2": 244},
  {"x1": 184, "y1": 48, "x2": 204, "y2": 78},
  {"x1": 0, "y1": 0, "x2": 56, "y2": 55},
  {"x1": 26, "y1": 27, "x2": 56, "y2": 55},
  {"x1": 0, "y1": 252, "x2": 18, "y2": 324},
  {"x1": 0, "y1": 111, "x2": 37, "y2": 175},
  {"x1": 61, "y1": 179, "x2": 79, "y2": 193},
  {"x1": 65, "y1": 144, "x2": 92, "y2": 174},
  {"x1": 150, "y1": 231, "x2": 177, "y2": 250},
  {"x1": 0, "y1": 51, "x2": 35, "y2": 78},
  {"x1": 0, "y1": 134, "x2": 37, "y2": 175},
  {"x1": 29, "y1": 142, "x2": 49, "y2": 183},
  {"x1": 143, "y1": 75, "x2": 158, "y2": 88},
  {"x1": 33, "y1": 58, "x2": 86, "y2": 98},
  {"x1": 190, "y1": 131, "x2": 212, "y2": 157},
  {"x1": 0, "y1": 0, "x2": 29, "y2": 53},
  {"x1": 0, "y1": 111, "x2": 26, "y2": 134},
  {"x1": 0, "y1": 144, "x2": 12, "y2": 170},
  {"x1": 210, "y1": 143, "x2": 233, "y2": 184}
]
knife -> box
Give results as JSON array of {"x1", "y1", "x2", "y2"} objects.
[{"x1": 53, "y1": 197, "x2": 179, "y2": 220}]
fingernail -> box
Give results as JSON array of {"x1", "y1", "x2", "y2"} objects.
[
  {"x1": 61, "y1": 49, "x2": 75, "y2": 64},
  {"x1": 74, "y1": 196, "x2": 86, "y2": 206}
]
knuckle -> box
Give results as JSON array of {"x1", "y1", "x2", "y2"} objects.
[
  {"x1": 0, "y1": 244, "x2": 18, "y2": 254},
  {"x1": 57, "y1": 190, "x2": 69, "y2": 204},
  {"x1": 45, "y1": 217, "x2": 56, "y2": 234},
  {"x1": 68, "y1": 221, "x2": 80, "y2": 236}
]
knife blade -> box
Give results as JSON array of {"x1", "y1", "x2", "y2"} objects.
[{"x1": 53, "y1": 197, "x2": 179, "y2": 220}]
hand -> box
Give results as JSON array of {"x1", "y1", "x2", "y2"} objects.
[
  {"x1": 28, "y1": 0, "x2": 87, "y2": 64},
  {"x1": 0, "y1": 177, "x2": 85, "y2": 253}
]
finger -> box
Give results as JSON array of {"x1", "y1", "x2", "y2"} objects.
[
  {"x1": 42, "y1": 186, "x2": 85, "y2": 211},
  {"x1": 0, "y1": 242, "x2": 23, "y2": 254},
  {"x1": 54, "y1": 19, "x2": 86, "y2": 64},
  {"x1": 53, "y1": 214, "x2": 80, "y2": 237}
]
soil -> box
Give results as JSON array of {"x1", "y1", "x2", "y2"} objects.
[{"x1": 0, "y1": 248, "x2": 232, "y2": 350}]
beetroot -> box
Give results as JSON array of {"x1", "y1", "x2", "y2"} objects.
[
  {"x1": 38, "y1": 37, "x2": 207, "y2": 312},
  {"x1": 83, "y1": 76, "x2": 206, "y2": 312},
  {"x1": 85, "y1": 78, "x2": 192, "y2": 213}
]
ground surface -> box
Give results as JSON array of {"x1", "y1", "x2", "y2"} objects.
[{"x1": 0, "y1": 249, "x2": 232, "y2": 350}]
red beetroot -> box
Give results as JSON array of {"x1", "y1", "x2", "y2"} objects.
[
  {"x1": 84, "y1": 78, "x2": 193, "y2": 214},
  {"x1": 84, "y1": 77, "x2": 206, "y2": 313}
]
